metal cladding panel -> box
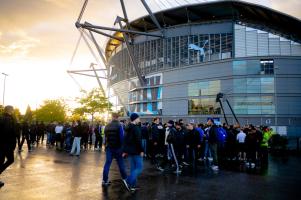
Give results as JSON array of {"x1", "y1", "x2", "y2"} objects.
[
  {"x1": 258, "y1": 33, "x2": 269, "y2": 56},
  {"x1": 162, "y1": 99, "x2": 187, "y2": 116},
  {"x1": 111, "y1": 80, "x2": 130, "y2": 105},
  {"x1": 292, "y1": 43, "x2": 301, "y2": 56},
  {"x1": 269, "y1": 38, "x2": 280, "y2": 55},
  {"x1": 276, "y1": 77, "x2": 301, "y2": 94},
  {"x1": 190, "y1": 22, "x2": 233, "y2": 35},
  {"x1": 163, "y1": 62, "x2": 232, "y2": 84},
  {"x1": 246, "y1": 30, "x2": 258, "y2": 56},
  {"x1": 275, "y1": 58, "x2": 301, "y2": 75},
  {"x1": 235, "y1": 26, "x2": 246, "y2": 58},
  {"x1": 162, "y1": 84, "x2": 187, "y2": 99},
  {"x1": 277, "y1": 97, "x2": 301, "y2": 115},
  {"x1": 280, "y1": 41, "x2": 291, "y2": 56}
]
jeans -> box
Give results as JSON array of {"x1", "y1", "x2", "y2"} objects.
[
  {"x1": 65, "y1": 133, "x2": 72, "y2": 151},
  {"x1": 203, "y1": 141, "x2": 212, "y2": 158},
  {"x1": 70, "y1": 137, "x2": 81, "y2": 155},
  {"x1": 141, "y1": 139, "x2": 147, "y2": 155},
  {"x1": 127, "y1": 155, "x2": 143, "y2": 187},
  {"x1": 102, "y1": 147, "x2": 127, "y2": 182}
]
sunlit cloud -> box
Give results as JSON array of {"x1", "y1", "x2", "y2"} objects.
[{"x1": 0, "y1": 34, "x2": 40, "y2": 59}]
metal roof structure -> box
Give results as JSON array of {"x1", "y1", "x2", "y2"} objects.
[{"x1": 105, "y1": 0, "x2": 301, "y2": 59}]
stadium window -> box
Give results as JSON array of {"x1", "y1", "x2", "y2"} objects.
[
  {"x1": 233, "y1": 60, "x2": 247, "y2": 75},
  {"x1": 188, "y1": 98, "x2": 221, "y2": 115},
  {"x1": 260, "y1": 59, "x2": 274, "y2": 75},
  {"x1": 188, "y1": 80, "x2": 221, "y2": 96},
  {"x1": 180, "y1": 36, "x2": 189, "y2": 66},
  {"x1": 261, "y1": 77, "x2": 274, "y2": 93}
]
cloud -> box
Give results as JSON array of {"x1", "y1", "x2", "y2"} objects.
[
  {"x1": 271, "y1": 0, "x2": 301, "y2": 19},
  {"x1": 0, "y1": 31, "x2": 40, "y2": 59}
]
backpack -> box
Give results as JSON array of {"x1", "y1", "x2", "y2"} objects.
[{"x1": 217, "y1": 127, "x2": 227, "y2": 144}]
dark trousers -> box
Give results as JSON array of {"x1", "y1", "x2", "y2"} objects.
[
  {"x1": 260, "y1": 146, "x2": 269, "y2": 166},
  {"x1": 94, "y1": 135, "x2": 103, "y2": 149},
  {"x1": 0, "y1": 147, "x2": 14, "y2": 174},
  {"x1": 37, "y1": 133, "x2": 45, "y2": 144},
  {"x1": 19, "y1": 135, "x2": 31, "y2": 151},
  {"x1": 151, "y1": 143, "x2": 160, "y2": 166}
]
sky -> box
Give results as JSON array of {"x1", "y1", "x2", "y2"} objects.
[{"x1": 0, "y1": 0, "x2": 300, "y2": 114}]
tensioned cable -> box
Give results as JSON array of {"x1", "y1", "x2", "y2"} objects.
[{"x1": 69, "y1": 30, "x2": 83, "y2": 66}]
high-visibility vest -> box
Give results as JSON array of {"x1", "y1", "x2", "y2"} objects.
[{"x1": 261, "y1": 131, "x2": 272, "y2": 147}]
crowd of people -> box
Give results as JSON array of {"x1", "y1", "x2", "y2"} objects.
[{"x1": 0, "y1": 105, "x2": 274, "y2": 193}]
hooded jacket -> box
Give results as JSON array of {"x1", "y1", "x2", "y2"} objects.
[{"x1": 123, "y1": 123, "x2": 143, "y2": 155}]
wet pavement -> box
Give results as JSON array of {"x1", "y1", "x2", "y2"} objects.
[{"x1": 1, "y1": 144, "x2": 301, "y2": 200}]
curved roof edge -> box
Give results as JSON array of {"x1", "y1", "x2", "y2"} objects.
[{"x1": 105, "y1": 0, "x2": 301, "y2": 59}]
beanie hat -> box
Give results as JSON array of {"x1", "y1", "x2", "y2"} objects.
[
  {"x1": 130, "y1": 113, "x2": 139, "y2": 122},
  {"x1": 207, "y1": 118, "x2": 215, "y2": 124},
  {"x1": 167, "y1": 120, "x2": 174, "y2": 126}
]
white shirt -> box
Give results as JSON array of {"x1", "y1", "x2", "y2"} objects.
[
  {"x1": 237, "y1": 131, "x2": 246, "y2": 143},
  {"x1": 55, "y1": 125, "x2": 64, "y2": 134},
  {"x1": 165, "y1": 127, "x2": 170, "y2": 145}
]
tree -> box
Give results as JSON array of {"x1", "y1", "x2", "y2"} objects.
[
  {"x1": 35, "y1": 99, "x2": 66, "y2": 123},
  {"x1": 14, "y1": 108, "x2": 22, "y2": 122},
  {"x1": 24, "y1": 105, "x2": 33, "y2": 123},
  {"x1": 0, "y1": 105, "x2": 3, "y2": 115},
  {"x1": 74, "y1": 88, "x2": 112, "y2": 123}
]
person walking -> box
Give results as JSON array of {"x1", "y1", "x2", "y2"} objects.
[
  {"x1": 122, "y1": 113, "x2": 144, "y2": 193},
  {"x1": 185, "y1": 122, "x2": 201, "y2": 169},
  {"x1": 102, "y1": 113, "x2": 127, "y2": 186},
  {"x1": 0, "y1": 105, "x2": 17, "y2": 188},
  {"x1": 19, "y1": 121, "x2": 32, "y2": 152}
]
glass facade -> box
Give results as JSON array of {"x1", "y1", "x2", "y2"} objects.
[
  {"x1": 233, "y1": 77, "x2": 274, "y2": 93},
  {"x1": 188, "y1": 98, "x2": 221, "y2": 115},
  {"x1": 188, "y1": 80, "x2": 221, "y2": 115},
  {"x1": 235, "y1": 23, "x2": 301, "y2": 58},
  {"x1": 128, "y1": 75, "x2": 162, "y2": 115},
  {"x1": 232, "y1": 59, "x2": 276, "y2": 115},
  {"x1": 188, "y1": 80, "x2": 221, "y2": 96},
  {"x1": 233, "y1": 96, "x2": 275, "y2": 115},
  {"x1": 109, "y1": 33, "x2": 233, "y2": 85}
]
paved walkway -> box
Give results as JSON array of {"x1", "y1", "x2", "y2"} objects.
[{"x1": 1, "y1": 144, "x2": 301, "y2": 200}]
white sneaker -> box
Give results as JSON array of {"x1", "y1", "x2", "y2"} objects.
[
  {"x1": 182, "y1": 162, "x2": 190, "y2": 166},
  {"x1": 251, "y1": 163, "x2": 256, "y2": 168},
  {"x1": 211, "y1": 165, "x2": 219, "y2": 171},
  {"x1": 208, "y1": 157, "x2": 213, "y2": 162}
]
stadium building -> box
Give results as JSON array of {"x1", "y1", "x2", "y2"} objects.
[{"x1": 105, "y1": 0, "x2": 301, "y2": 137}]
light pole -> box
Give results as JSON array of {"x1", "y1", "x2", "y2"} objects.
[{"x1": 2, "y1": 73, "x2": 8, "y2": 106}]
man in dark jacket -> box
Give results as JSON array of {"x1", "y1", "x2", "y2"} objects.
[
  {"x1": 150, "y1": 117, "x2": 163, "y2": 169},
  {"x1": 19, "y1": 121, "x2": 31, "y2": 152},
  {"x1": 207, "y1": 118, "x2": 219, "y2": 171},
  {"x1": 122, "y1": 113, "x2": 144, "y2": 193},
  {"x1": 102, "y1": 113, "x2": 127, "y2": 186},
  {"x1": 185, "y1": 122, "x2": 201, "y2": 168},
  {"x1": 0, "y1": 105, "x2": 17, "y2": 188}
]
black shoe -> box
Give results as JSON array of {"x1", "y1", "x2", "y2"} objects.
[{"x1": 0, "y1": 181, "x2": 4, "y2": 188}]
